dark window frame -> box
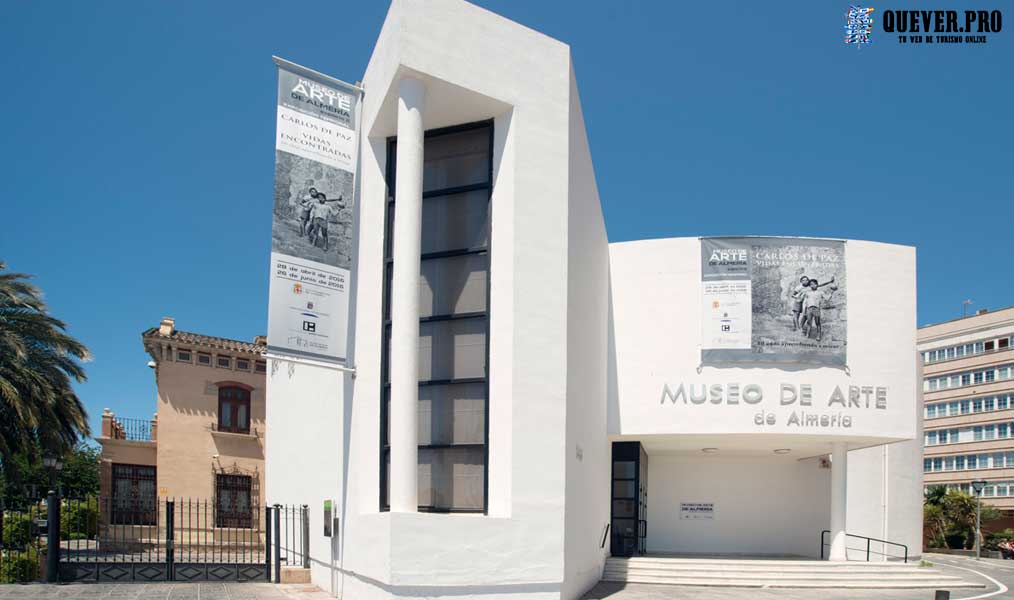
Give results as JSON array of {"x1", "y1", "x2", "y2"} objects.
[
  {"x1": 214, "y1": 473, "x2": 253, "y2": 528},
  {"x1": 380, "y1": 120, "x2": 494, "y2": 515},
  {"x1": 217, "y1": 385, "x2": 252, "y2": 434},
  {"x1": 111, "y1": 463, "x2": 157, "y2": 525}
]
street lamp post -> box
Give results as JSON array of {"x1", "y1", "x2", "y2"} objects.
[
  {"x1": 972, "y1": 480, "x2": 987, "y2": 560},
  {"x1": 42, "y1": 455, "x2": 64, "y2": 493}
]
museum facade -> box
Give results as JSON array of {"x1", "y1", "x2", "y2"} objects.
[{"x1": 264, "y1": 1, "x2": 923, "y2": 599}]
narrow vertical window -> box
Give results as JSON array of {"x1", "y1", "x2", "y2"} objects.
[
  {"x1": 381, "y1": 121, "x2": 493, "y2": 513},
  {"x1": 218, "y1": 386, "x2": 251, "y2": 434}
]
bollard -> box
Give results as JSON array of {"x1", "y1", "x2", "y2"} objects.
[
  {"x1": 273, "y1": 504, "x2": 281, "y2": 583},
  {"x1": 301, "y1": 505, "x2": 310, "y2": 568},
  {"x1": 46, "y1": 490, "x2": 60, "y2": 583}
]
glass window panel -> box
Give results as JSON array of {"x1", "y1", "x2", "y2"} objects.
[
  {"x1": 418, "y1": 446, "x2": 485, "y2": 511},
  {"x1": 238, "y1": 403, "x2": 249, "y2": 430},
  {"x1": 612, "y1": 518, "x2": 637, "y2": 537},
  {"x1": 421, "y1": 190, "x2": 490, "y2": 254},
  {"x1": 614, "y1": 461, "x2": 636, "y2": 479},
  {"x1": 422, "y1": 128, "x2": 490, "y2": 192},
  {"x1": 613, "y1": 481, "x2": 636, "y2": 499},
  {"x1": 418, "y1": 318, "x2": 487, "y2": 381},
  {"x1": 221, "y1": 401, "x2": 233, "y2": 427},
  {"x1": 418, "y1": 383, "x2": 486, "y2": 446},
  {"x1": 613, "y1": 499, "x2": 637, "y2": 518},
  {"x1": 419, "y1": 254, "x2": 489, "y2": 317}
]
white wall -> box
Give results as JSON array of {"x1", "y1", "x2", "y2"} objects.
[
  {"x1": 264, "y1": 359, "x2": 344, "y2": 591},
  {"x1": 562, "y1": 60, "x2": 610, "y2": 600},
  {"x1": 608, "y1": 237, "x2": 918, "y2": 445},
  {"x1": 646, "y1": 454, "x2": 830, "y2": 558},
  {"x1": 334, "y1": 1, "x2": 594, "y2": 599}
]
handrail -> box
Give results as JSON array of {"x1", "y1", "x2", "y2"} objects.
[
  {"x1": 820, "y1": 529, "x2": 908, "y2": 563},
  {"x1": 600, "y1": 523, "x2": 610, "y2": 549}
]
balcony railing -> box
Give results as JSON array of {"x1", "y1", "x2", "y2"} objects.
[{"x1": 110, "y1": 416, "x2": 153, "y2": 441}]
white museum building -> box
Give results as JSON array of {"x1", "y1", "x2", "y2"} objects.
[{"x1": 264, "y1": 0, "x2": 930, "y2": 598}]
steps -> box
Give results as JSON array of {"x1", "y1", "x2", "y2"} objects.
[{"x1": 602, "y1": 556, "x2": 985, "y2": 589}]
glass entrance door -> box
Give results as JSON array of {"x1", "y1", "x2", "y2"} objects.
[{"x1": 610, "y1": 441, "x2": 647, "y2": 556}]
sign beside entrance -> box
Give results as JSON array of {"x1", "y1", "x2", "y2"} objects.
[
  {"x1": 680, "y1": 502, "x2": 714, "y2": 520},
  {"x1": 267, "y1": 57, "x2": 362, "y2": 363}
]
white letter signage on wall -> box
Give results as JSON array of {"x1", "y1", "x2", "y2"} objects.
[
  {"x1": 701, "y1": 237, "x2": 847, "y2": 366},
  {"x1": 267, "y1": 58, "x2": 362, "y2": 363}
]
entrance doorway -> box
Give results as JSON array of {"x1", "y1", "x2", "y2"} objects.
[{"x1": 610, "y1": 441, "x2": 647, "y2": 557}]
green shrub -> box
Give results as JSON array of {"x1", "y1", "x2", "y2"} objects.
[
  {"x1": 61, "y1": 499, "x2": 99, "y2": 540},
  {"x1": 0, "y1": 548, "x2": 41, "y2": 583},
  {"x1": 1, "y1": 513, "x2": 35, "y2": 550}
]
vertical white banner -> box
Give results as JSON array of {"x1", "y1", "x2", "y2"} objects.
[{"x1": 267, "y1": 58, "x2": 362, "y2": 363}]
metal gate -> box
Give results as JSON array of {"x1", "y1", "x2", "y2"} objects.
[
  {"x1": 1, "y1": 494, "x2": 307, "y2": 583},
  {"x1": 55, "y1": 496, "x2": 270, "y2": 582},
  {"x1": 56, "y1": 497, "x2": 306, "y2": 583}
]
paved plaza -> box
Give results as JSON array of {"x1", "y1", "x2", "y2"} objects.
[
  {"x1": 2, "y1": 554, "x2": 1013, "y2": 600},
  {"x1": 0, "y1": 584, "x2": 331, "y2": 600}
]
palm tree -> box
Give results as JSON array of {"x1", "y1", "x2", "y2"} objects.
[
  {"x1": 0, "y1": 261, "x2": 91, "y2": 468},
  {"x1": 924, "y1": 484, "x2": 947, "y2": 507}
]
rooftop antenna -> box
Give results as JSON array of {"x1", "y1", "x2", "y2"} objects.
[{"x1": 963, "y1": 299, "x2": 974, "y2": 318}]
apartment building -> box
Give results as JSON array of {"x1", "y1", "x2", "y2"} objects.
[
  {"x1": 97, "y1": 317, "x2": 267, "y2": 527},
  {"x1": 920, "y1": 306, "x2": 1014, "y2": 512}
]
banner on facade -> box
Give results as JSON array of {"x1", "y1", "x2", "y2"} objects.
[
  {"x1": 267, "y1": 58, "x2": 361, "y2": 363},
  {"x1": 701, "y1": 237, "x2": 847, "y2": 366}
]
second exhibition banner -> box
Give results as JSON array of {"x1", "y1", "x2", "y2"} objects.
[
  {"x1": 701, "y1": 237, "x2": 847, "y2": 366},
  {"x1": 267, "y1": 58, "x2": 362, "y2": 363}
]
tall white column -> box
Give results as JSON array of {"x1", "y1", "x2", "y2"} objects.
[
  {"x1": 389, "y1": 76, "x2": 426, "y2": 513},
  {"x1": 829, "y1": 442, "x2": 848, "y2": 560}
]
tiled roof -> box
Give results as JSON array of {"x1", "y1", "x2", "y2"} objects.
[{"x1": 142, "y1": 328, "x2": 266, "y2": 356}]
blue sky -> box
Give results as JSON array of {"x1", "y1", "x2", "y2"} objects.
[{"x1": 1, "y1": 1, "x2": 1011, "y2": 436}]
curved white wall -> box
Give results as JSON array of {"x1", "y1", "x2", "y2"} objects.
[{"x1": 608, "y1": 237, "x2": 918, "y2": 450}]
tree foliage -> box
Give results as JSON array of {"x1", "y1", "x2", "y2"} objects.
[
  {"x1": 0, "y1": 442, "x2": 100, "y2": 499},
  {"x1": 0, "y1": 261, "x2": 90, "y2": 467},
  {"x1": 924, "y1": 487, "x2": 1001, "y2": 550}
]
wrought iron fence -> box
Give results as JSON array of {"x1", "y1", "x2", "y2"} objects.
[
  {"x1": 0, "y1": 497, "x2": 47, "y2": 583},
  {"x1": 275, "y1": 504, "x2": 309, "y2": 570},
  {"x1": 1, "y1": 494, "x2": 309, "y2": 583},
  {"x1": 61, "y1": 497, "x2": 266, "y2": 565}
]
